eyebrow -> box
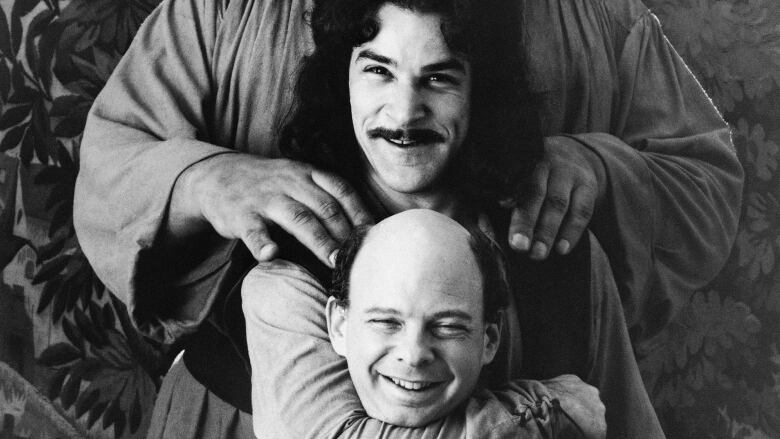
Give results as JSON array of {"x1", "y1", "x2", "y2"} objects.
[
  {"x1": 355, "y1": 49, "x2": 467, "y2": 74},
  {"x1": 362, "y1": 307, "x2": 473, "y2": 322}
]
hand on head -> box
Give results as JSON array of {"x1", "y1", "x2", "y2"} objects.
[{"x1": 171, "y1": 153, "x2": 374, "y2": 266}]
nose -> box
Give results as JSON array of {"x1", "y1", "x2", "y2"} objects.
[
  {"x1": 384, "y1": 81, "x2": 427, "y2": 126},
  {"x1": 395, "y1": 327, "x2": 435, "y2": 367}
]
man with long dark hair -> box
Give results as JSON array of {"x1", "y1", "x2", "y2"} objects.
[{"x1": 239, "y1": 1, "x2": 649, "y2": 437}]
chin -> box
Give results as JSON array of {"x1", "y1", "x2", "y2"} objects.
[{"x1": 365, "y1": 407, "x2": 442, "y2": 427}]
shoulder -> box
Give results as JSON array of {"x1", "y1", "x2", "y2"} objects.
[{"x1": 241, "y1": 259, "x2": 328, "y2": 316}]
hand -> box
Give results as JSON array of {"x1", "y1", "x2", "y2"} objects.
[
  {"x1": 507, "y1": 135, "x2": 606, "y2": 260},
  {"x1": 169, "y1": 153, "x2": 373, "y2": 266},
  {"x1": 543, "y1": 374, "x2": 606, "y2": 439}
]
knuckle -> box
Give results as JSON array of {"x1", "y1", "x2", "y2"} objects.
[
  {"x1": 330, "y1": 176, "x2": 355, "y2": 197},
  {"x1": 534, "y1": 222, "x2": 559, "y2": 240},
  {"x1": 569, "y1": 205, "x2": 594, "y2": 223},
  {"x1": 318, "y1": 200, "x2": 342, "y2": 221},
  {"x1": 544, "y1": 194, "x2": 569, "y2": 212},
  {"x1": 526, "y1": 181, "x2": 547, "y2": 200},
  {"x1": 313, "y1": 231, "x2": 332, "y2": 249},
  {"x1": 290, "y1": 206, "x2": 315, "y2": 226}
]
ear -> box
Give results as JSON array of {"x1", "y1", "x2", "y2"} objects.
[
  {"x1": 326, "y1": 296, "x2": 348, "y2": 357},
  {"x1": 481, "y1": 310, "x2": 503, "y2": 365}
]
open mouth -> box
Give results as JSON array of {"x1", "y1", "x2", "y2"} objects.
[
  {"x1": 381, "y1": 374, "x2": 443, "y2": 392},
  {"x1": 385, "y1": 137, "x2": 420, "y2": 147},
  {"x1": 369, "y1": 128, "x2": 444, "y2": 147}
]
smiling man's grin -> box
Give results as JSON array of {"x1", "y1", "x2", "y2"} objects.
[{"x1": 381, "y1": 374, "x2": 443, "y2": 391}]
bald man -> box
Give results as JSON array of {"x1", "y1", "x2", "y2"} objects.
[{"x1": 243, "y1": 210, "x2": 605, "y2": 438}]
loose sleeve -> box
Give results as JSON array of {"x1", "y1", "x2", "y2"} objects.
[
  {"x1": 575, "y1": 11, "x2": 743, "y2": 341},
  {"x1": 242, "y1": 261, "x2": 595, "y2": 439},
  {"x1": 73, "y1": 0, "x2": 233, "y2": 328}
]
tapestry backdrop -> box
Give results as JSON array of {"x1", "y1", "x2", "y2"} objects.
[{"x1": 0, "y1": 0, "x2": 777, "y2": 437}]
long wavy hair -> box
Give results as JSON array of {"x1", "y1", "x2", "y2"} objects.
[{"x1": 280, "y1": 0, "x2": 542, "y2": 207}]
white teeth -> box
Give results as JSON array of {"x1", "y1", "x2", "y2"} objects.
[
  {"x1": 388, "y1": 138, "x2": 415, "y2": 146},
  {"x1": 389, "y1": 377, "x2": 433, "y2": 391}
]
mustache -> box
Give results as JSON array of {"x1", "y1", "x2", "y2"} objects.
[{"x1": 367, "y1": 127, "x2": 445, "y2": 144}]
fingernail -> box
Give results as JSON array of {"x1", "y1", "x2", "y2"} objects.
[
  {"x1": 329, "y1": 249, "x2": 339, "y2": 267},
  {"x1": 556, "y1": 239, "x2": 570, "y2": 255},
  {"x1": 530, "y1": 241, "x2": 548, "y2": 260},
  {"x1": 511, "y1": 233, "x2": 530, "y2": 251}
]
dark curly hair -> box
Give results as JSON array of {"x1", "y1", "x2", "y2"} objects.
[
  {"x1": 280, "y1": 0, "x2": 543, "y2": 207},
  {"x1": 330, "y1": 224, "x2": 510, "y2": 324}
]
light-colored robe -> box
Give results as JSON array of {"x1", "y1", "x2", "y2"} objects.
[{"x1": 73, "y1": 0, "x2": 742, "y2": 349}]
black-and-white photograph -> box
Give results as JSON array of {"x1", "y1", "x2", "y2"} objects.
[{"x1": 0, "y1": 0, "x2": 775, "y2": 437}]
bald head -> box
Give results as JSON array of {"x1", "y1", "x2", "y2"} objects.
[
  {"x1": 330, "y1": 209, "x2": 509, "y2": 324},
  {"x1": 327, "y1": 209, "x2": 510, "y2": 426}
]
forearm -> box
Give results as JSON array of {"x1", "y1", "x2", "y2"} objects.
[{"x1": 572, "y1": 12, "x2": 742, "y2": 339}]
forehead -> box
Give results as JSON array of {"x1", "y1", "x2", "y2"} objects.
[
  {"x1": 347, "y1": 225, "x2": 484, "y2": 316},
  {"x1": 352, "y1": 4, "x2": 463, "y2": 65}
]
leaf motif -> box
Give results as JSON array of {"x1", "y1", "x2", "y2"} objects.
[
  {"x1": 11, "y1": 63, "x2": 25, "y2": 91},
  {"x1": 50, "y1": 94, "x2": 86, "y2": 117},
  {"x1": 87, "y1": 400, "x2": 108, "y2": 428},
  {"x1": 0, "y1": 4, "x2": 11, "y2": 57},
  {"x1": 38, "y1": 342, "x2": 81, "y2": 366},
  {"x1": 129, "y1": 393, "x2": 142, "y2": 433},
  {"x1": 0, "y1": 123, "x2": 26, "y2": 152},
  {"x1": 54, "y1": 114, "x2": 86, "y2": 137},
  {"x1": 61, "y1": 316, "x2": 84, "y2": 351},
  {"x1": 45, "y1": 183, "x2": 69, "y2": 210},
  {"x1": 33, "y1": 254, "x2": 69, "y2": 284},
  {"x1": 34, "y1": 165, "x2": 69, "y2": 185},
  {"x1": 52, "y1": 280, "x2": 70, "y2": 322},
  {"x1": 74, "y1": 389, "x2": 99, "y2": 419},
  {"x1": 57, "y1": 140, "x2": 75, "y2": 168},
  {"x1": 20, "y1": 124, "x2": 37, "y2": 166},
  {"x1": 0, "y1": 104, "x2": 32, "y2": 129},
  {"x1": 103, "y1": 397, "x2": 119, "y2": 429},
  {"x1": 36, "y1": 21, "x2": 64, "y2": 93},
  {"x1": 74, "y1": 306, "x2": 107, "y2": 347},
  {"x1": 48, "y1": 367, "x2": 68, "y2": 400},
  {"x1": 36, "y1": 276, "x2": 62, "y2": 313},
  {"x1": 0, "y1": 61, "x2": 11, "y2": 100},
  {"x1": 89, "y1": 300, "x2": 104, "y2": 331},
  {"x1": 114, "y1": 408, "x2": 126, "y2": 437},
  {"x1": 15, "y1": 0, "x2": 41, "y2": 17},
  {"x1": 60, "y1": 373, "x2": 81, "y2": 409},
  {"x1": 8, "y1": 86, "x2": 38, "y2": 104},
  {"x1": 11, "y1": 5, "x2": 22, "y2": 56},
  {"x1": 102, "y1": 303, "x2": 116, "y2": 330},
  {"x1": 47, "y1": 202, "x2": 72, "y2": 238}
]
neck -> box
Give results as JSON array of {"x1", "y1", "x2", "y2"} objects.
[{"x1": 365, "y1": 175, "x2": 476, "y2": 226}]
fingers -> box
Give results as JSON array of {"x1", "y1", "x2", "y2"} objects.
[
  {"x1": 529, "y1": 167, "x2": 572, "y2": 259},
  {"x1": 509, "y1": 165, "x2": 595, "y2": 260},
  {"x1": 311, "y1": 170, "x2": 374, "y2": 227},
  {"x1": 266, "y1": 197, "x2": 341, "y2": 267},
  {"x1": 555, "y1": 184, "x2": 595, "y2": 254},
  {"x1": 241, "y1": 217, "x2": 279, "y2": 261},
  {"x1": 508, "y1": 164, "x2": 549, "y2": 253}
]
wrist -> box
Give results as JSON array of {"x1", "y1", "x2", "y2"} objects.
[{"x1": 167, "y1": 153, "x2": 235, "y2": 239}]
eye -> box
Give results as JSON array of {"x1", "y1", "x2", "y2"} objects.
[
  {"x1": 364, "y1": 65, "x2": 391, "y2": 77},
  {"x1": 368, "y1": 318, "x2": 401, "y2": 331},
  {"x1": 425, "y1": 73, "x2": 458, "y2": 86},
  {"x1": 432, "y1": 324, "x2": 470, "y2": 339}
]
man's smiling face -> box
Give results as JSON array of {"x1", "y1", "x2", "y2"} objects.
[
  {"x1": 327, "y1": 210, "x2": 499, "y2": 427},
  {"x1": 348, "y1": 3, "x2": 471, "y2": 196}
]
